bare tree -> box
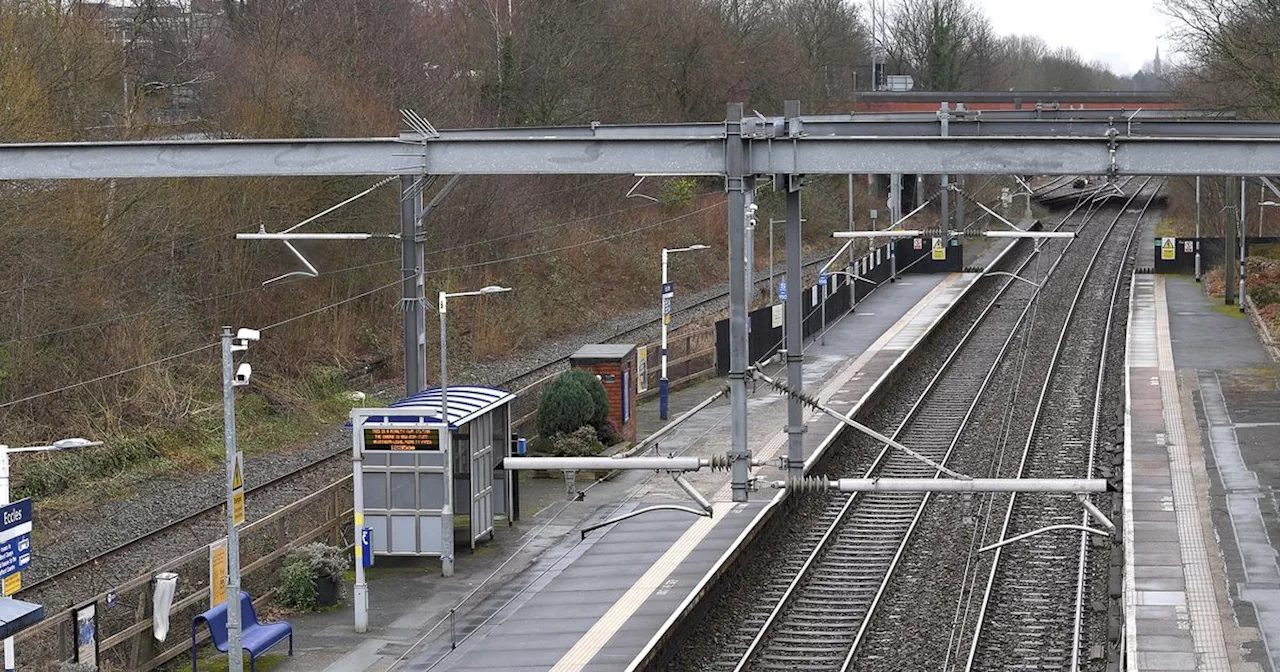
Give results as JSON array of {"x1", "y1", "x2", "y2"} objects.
[
  {"x1": 1163, "y1": 0, "x2": 1280, "y2": 115},
  {"x1": 883, "y1": 0, "x2": 995, "y2": 91},
  {"x1": 786, "y1": 0, "x2": 867, "y2": 100}
]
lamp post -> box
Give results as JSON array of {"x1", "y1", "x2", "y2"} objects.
[
  {"x1": 768, "y1": 218, "x2": 805, "y2": 306},
  {"x1": 0, "y1": 437, "x2": 100, "y2": 671},
  {"x1": 1195, "y1": 176, "x2": 1202, "y2": 282},
  {"x1": 660, "y1": 245, "x2": 710, "y2": 420},
  {"x1": 438, "y1": 285, "x2": 512, "y2": 571},
  {"x1": 220, "y1": 326, "x2": 258, "y2": 672}
]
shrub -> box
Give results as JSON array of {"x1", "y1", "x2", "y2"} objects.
[
  {"x1": 1253, "y1": 283, "x2": 1280, "y2": 306},
  {"x1": 286, "y1": 542, "x2": 348, "y2": 585},
  {"x1": 276, "y1": 560, "x2": 317, "y2": 611},
  {"x1": 596, "y1": 418, "x2": 621, "y2": 446},
  {"x1": 659, "y1": 178, "x2": 697, "y2": 208},
  {"x1": 277, "y1": 542, "x2": 348, "y2": 611},
  {"x1": 551, "y1": 426, "x2": 605, "y2": 457},
  {"x1": 537, "y1": 372, "x2": 597, "y2": 439},
  {"x1": 561, "y1": 369, "x2": 609, "y2": 428}
]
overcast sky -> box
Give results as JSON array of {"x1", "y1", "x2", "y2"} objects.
[{"x1": 967, "y1": 0, "x2": 1177, "y2": 75}]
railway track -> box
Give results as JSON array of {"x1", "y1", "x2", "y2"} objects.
[
  {"x1": 715, "y1": 184, "x2": 1126, "y2": 672},
  {"x1": 962, "y1": 179, "x2": 1162, "y2": 671},
  {"x1": 19, "y1": 251, "x2": 834, "y2": 617},
  {"x1": 838, "y1": 178, "x2": 1158, "y2": 672}
]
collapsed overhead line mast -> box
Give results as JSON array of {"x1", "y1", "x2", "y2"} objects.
[{"x1": 2, "y1": 100, "x2": 1279, "y2": 502}]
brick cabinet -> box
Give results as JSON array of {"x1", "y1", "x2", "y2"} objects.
[{"x1": 569, "y1": 344, "x2": 638, "y2": 443}]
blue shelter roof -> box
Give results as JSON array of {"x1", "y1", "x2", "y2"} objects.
[{"x1": 355, "y1": 385, "x2": 514, "y2": 428}]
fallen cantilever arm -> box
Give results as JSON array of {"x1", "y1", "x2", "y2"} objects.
[{"x1": 748, "y1": 368, "x2": 971, "y2": 480}]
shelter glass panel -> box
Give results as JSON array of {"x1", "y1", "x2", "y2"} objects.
[
  {"x1": 420, "y1": 473, "x2": 445, "y2": 509},
  {"x1": 363, "y1": 473, "x2": 388, "y2": 509},
  {"x1": 390, "y1": 472, "x2": 416, "y2": 509},
  {"x1": 366, "y1": 515, "x2": 388, "y2": 553},
  {"x1": 390, "y1": 516, "x2": 416, "y2": 553}
]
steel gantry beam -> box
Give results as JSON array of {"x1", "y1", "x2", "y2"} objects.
[{"x1": 6, "y1": 120, "x2": 1280, "y2": 180}]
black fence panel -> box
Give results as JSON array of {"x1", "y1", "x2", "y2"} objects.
[
  {"x1": 1152, "y1": 237, "x2": 1280, "y2": 274},
  {"x1": 895, "y1": 236, "x2": 965, "y2": 273},
  {"x1": 714, "y1": 237, "x2": 958, "y2": 375}
]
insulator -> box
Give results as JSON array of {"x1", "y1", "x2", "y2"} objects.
[
  {"x1": 708, "y1": 453, "x2": 732, "y2": 472},
  {"x1": 764, "y1": 378, "x2": 823, "y2": 413},
  {"x1": 781, "y1": 476, "x2": 831, "y2": 495}
]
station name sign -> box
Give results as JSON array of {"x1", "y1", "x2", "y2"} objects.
[{"x1": 363, "y1": 427, "x2": 441, "y2": 452}]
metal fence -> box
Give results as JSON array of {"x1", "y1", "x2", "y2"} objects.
[
  {"x1": 1151, "y1": 236, "x2": 1280, "y2": 273},
  {"x1": 18, "y1": 478, "x2": 353, "y2": 671},
  {"x1": 712, "y1": 236, "x2": 964, "y2": 374}
]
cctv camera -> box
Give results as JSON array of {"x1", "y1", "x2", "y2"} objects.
[
  {"x1": 233, "y1": 363, "x2": 253, "y2": 386},
  {"x1": 747, "y1": 203, "x2": 759, "y2": 212},
  {"x1": 236, "y1": 328, "x2": 261, "y2": 342}
]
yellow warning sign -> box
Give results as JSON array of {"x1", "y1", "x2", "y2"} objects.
[
  {"x1": 1161, "y1": 237, "x2": 1177, "y2": 260},
  {"x1": 231, "y1": 451, "x2": 246, "y2": 526},
  {"x1": 932, "y1": 237, "x2": 946, "y2": 261},
  {"x1": 232, "y1": 490, "x2": 245, "y2": 527},
  {"x1": 3, "y1": 572, "x2": 21, "y2": 596},
  {"x1": 210, "y1": 539, "x2": 228, "y2": 606},
  {"x1": 232, "y1": 451, "x2": 244, "y2": 490}
]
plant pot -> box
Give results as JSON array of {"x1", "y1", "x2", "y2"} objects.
[{"x1": 316, "y1": 575, "x2": 340, "y2": 607}]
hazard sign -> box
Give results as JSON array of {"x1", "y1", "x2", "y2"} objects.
[
  {"x1": 1184, "y1": 241, "x2": 1194, "y2": 253},
  {"x1": 1161, "y1": 237, "x2": 1176, "y2": 260},
  {"x1": 232, "y1": 451, "x2": 245, "y2": 526},
  {"x1": 210, "y1": 539, "x2": 227, "y2": 606},
  {"x1": 932, "y1": 238, "x2": 946, "y2": 261},
  {"x1": 913, "y1": 238, "x2": 923, "y2": 250}
]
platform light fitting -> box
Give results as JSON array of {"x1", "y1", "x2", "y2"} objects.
[
  {"x1": 235, "y1": 232, "x2": 392, "y2": 241},
  {"x1": 832, "y1": 230, "x2": 922, "y2": 238},
  {"x1": 984, "y1": 230, "x2": 1075, "y2": 239}
]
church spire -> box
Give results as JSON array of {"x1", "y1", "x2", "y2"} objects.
[{"x1": 1154, "y1": 47, "x2": 1162, "y2": 77}]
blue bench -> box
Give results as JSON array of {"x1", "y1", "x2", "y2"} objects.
[{"x1": 191, "y1": 592, "x2": 293, "y2": 672}]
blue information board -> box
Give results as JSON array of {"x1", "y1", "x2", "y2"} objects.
[{"x1": 0, "y1": 499, "x2": 34, "y2": 579}]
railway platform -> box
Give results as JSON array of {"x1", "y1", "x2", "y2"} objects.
[
  {"x1": 1125, "y1": 273, "x2": 1279, "y2": 671},
  {"x1": 271, "y1": 258, "x2": 1000, "y2": 671}
]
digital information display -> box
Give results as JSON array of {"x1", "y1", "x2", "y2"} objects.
[{"x1": 363, "y1": 427, "x2": 441, "y2": 451}]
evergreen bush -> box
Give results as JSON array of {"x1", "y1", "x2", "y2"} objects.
[
  {"x1": 561, "y1": 368, "x2": 609, "y2": 428},
  {"x1": 537, "y1": 372, "x2": 597, "y2": 439}
]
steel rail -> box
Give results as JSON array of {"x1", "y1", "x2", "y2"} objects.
[
  {"x1": 16, "y1": 448, "x2": 347, "y2": 603},
  {"x1": 1070, "y1": 179, "x2": 1165, "y2": 670},
  {"x1": 962, "y1": 177, "x2": 1161, "y2": 671},
  {"x1": 834, "y1": 182, "x2": 1127, "y2": 671},
  {"x1": 729, "y1": 181, "x2": 1117, "y2": 672}
]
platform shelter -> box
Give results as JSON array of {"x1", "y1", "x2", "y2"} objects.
[{"x1": 350, "y1": 386, "x2": 514, "y2": 575}]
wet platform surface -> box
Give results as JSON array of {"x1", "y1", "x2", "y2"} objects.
[{"x1": 1126, "y1": 274, "x2": 1280, "y2": 671}]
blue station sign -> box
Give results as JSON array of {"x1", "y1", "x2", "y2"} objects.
[{"x1": 0, "y1": 499, "x2": 34, "y2": 579}]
